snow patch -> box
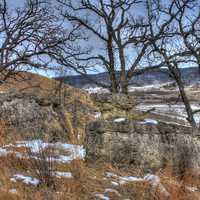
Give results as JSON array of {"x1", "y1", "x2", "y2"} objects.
[
  {"x1": 95, "y1": 194, "x2": 110, "y2": 200},
  {"x1": 53, "y1": 171, "x2": 73, "y2": 178},
  {"x1": 186, "y1": 186, "x2": 198, "y2": 192},
  {"x1": 136, "y1": 103, "x2": 200, "y2": 124},
  {"x1": 111, "y1": 181, "x2": 119, "y2": 186},
  {"x1": 0, "y1": 140, "x2": 86, "y2": 164},
  {"x1": 144, "y1": 174, "x2": 170, "y2": 197},
  {"x1": 95, "y1": 112, "x2": 102, "y2": 119},
  {"x1": 106, "y1": 172, "x2": 170, "y2": 197},
  {"x1": 138, "y1": 119, "x2": 158, "y2": 125},
  {"x1": 119, "y1": 176, "x2": 144, "y2": 183},
  {"x1": 85, "y1": 87, "x2": 109, "y2": 94},
  {"x1": 9, "y1": 189, "x2": 17, "y2": 194},
  {"x1": 114, "y1": 118, "x2": 126, "y2": 123},
  {"x1": 11, "y1": 174, "x2": 40, "y2": 186},
  {"x1": 104, "y1": 188, "x2": 121, "y2": 196},
  {"x1": 0, "y1": 147, "x2": 9, "y2": 156},
  {"x1": 144, "y1": 174, "x2": 160, "y2": 186},
  {"x1": 128, "y1": 82, "x2": 174, "y2": 92}
]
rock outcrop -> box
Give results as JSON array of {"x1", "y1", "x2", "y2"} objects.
[
  {"x1": 0, "y1": 72, "x2": 96, "y2": 141},
  {"x1": 0, "y1": 91, "x2": 95, "y2": 141},
  {"x1": 0, "y1": 92, "x2": 61, "y2": 139},
  {"x1": 85, "y1": 118, "x2": 200, "y2": 174},
  {"x1": 91, "y1": 93, "x2": 146, "y2": 120}
]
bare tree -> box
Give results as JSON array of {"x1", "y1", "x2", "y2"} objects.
[
  {"x1": 54, "y1": 0, "x2": 164, "y2": 94},
  {"x1": 175, "y1": 0, "x2": 200, "y2": 73},
  {"x1": 0, "y1": 0, "x2": 65, "y2": 82},
  {"x1": 145, "y1": 0, "x2": 198, "y2": 127}
]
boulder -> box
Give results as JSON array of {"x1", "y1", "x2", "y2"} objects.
[{"x1": 85, "y1": 118, "x2": 200, "y2": 174}]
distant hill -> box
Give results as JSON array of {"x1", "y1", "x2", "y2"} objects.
[{"x1": 55, "y1": 67, "x2": 200, "y2": 88}]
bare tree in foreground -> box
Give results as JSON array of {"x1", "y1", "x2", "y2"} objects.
[
  {"x1": 0, "y1": 0, "x2": 65, "y2": 82},
  {"x1": 55, "y1": 0, "x2": 166, "y2": 94},
  {"x1": 176, "y1": 1, "x2": 200, "y2": 74},
  {"x1": 145, "y1": 0, "x2": 199, "y2": 127}
]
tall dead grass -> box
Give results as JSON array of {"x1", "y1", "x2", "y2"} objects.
[
  {"x1": 1, "y1": 105, "x2": 200, "y2": 199},
  {"x1": 1, "y1": 149, "x2": 200, "y2": 200}
]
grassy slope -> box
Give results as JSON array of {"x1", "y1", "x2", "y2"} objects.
[
  {"x1": 0, "y1": 73, "x2": 200, "y2": 200},
  {"x1": 0, "y1": 72, "x2": 97, "y2": 144},
  {"x1": 0, "y1": 72, "x2": 93, "y2": 106}
]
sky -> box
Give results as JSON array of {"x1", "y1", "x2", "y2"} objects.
[
  {"x1": 6, "y1": 0, "x2": 147, "y2": 77},
  {"x1": 4, "y1": 0, "x2": 199, "y2": 78},
  {"x1": 4, "y1": 0, "x2": 57, "y2": 78}
]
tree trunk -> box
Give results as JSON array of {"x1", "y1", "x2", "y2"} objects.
[
  {"x1": 107, "y1": 27, "x2": 119, "y2": 93},
  {"x1": 197, "y1": 57, "x2": 200, "y2": 75},
  {"x1": 120, "y1": 80, "x2": 128, "y2": 94},
  {"x1": 169, "y1": 65, "x2": 196, "y2": 127},
  {"x1": 110, "y1": 73, "x2": 119, "y2": 93},
  {"x1": 118, "y1": 46, "x2": 128, "y2": 94}
]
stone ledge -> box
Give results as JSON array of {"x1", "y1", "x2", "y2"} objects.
[{"x1": 85, "y1": 119, "x2": 200, "y2": 175}]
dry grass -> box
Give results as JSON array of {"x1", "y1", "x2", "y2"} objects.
[
  {"x1": 1, "y1": 134, "x2": 200, "y2": 199},
  {"x1": 1, "y1": 151, "x2": 200, "y2": 200},
  {"x1": 0, "y1": 72, "x2": 96, "y2": 118},
  {"x1": 0, "y1": 71, "x2": 97, "y2": 143},
  {"x1": 0, "y1": 72, "x2": 200, "y2": 199}
]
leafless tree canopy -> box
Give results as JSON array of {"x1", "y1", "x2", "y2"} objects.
[
  {"x1": 52, "y1": 0, "x2": 200, "y2": 126},
  {"x1": 55, "y1": 0, "x2": 157, "y2": 93},
  {"x1": 144, "y1": 0, "x2": 200, "y2": 127},
  {"x1": 0, "y1": 0, "x2": 65, "y2": 82},
  {"x1": 55, "y1": 0, "x2": 200, "y2": 95}
]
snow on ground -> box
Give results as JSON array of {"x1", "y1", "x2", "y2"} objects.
[
  {"x1": 106, "y1": 172, "x2": 145, "y2": 185},
  {"x1": 11, "y1": 174, "x2": 40, "y2": 186},
  {"x1": 1, "y1": 140, "x2": 85, "y2": 163},
  {"x1": 95, "y1": 188, "x2": 121, "y2": 200},
  {"x1": 1, "y1": 139, "x2": 198, "y2": 198},
  {"x1": 84, "y1": 87, "x2": 109, "y2": 94},
  {"x1": 111, "y1": 181, "x2": 119, "y2": 186},
  {"x1": 114, "y1": 117, "x2": 159, "y2": 125},
  {"x1": 128, "y1": 82, "x2": 174, "y2": 92},
  {"x1": 105, "y1": 172, "x2": 170, "y2": 197},
  {"x1": 95, "y1": 112, "x2": 102, "y2": 119},
  {"x1": 138, "y1": 118, "x2": 159, "y2": 125},
  {"x1": 84, "y1": 82, "x2": 175, "y2": 94},
  {"x1": 104, "y1": 188, "x2": 121, "y2": 196},
  {"x1": 10, "y1": 171, "x2": 73, "y2": 186},
  {"x1": 95, "y1": 193, "x2": 110, "y2": 200},
  {"x1": 0, "y1": 147, "x2": 9, "y2": 156},
  {"x1": 186, "y1": 186, "x2": 199, "y2": 192},
  {"x1": 53, "y1": 171, "x2": 73, "y2": 178},
  {"x1": 113, "y1": 118, "x2": 126, "y2": 123},
  {"x1": 136, "y1": 103, "x2": 200, "y2": 124},
  {"x1": 0, "y1": 147, "x2": 23, "y2": 158},
  {"x1": 0, "y1": 140, "x2": 82, "y2": 187},
  {"x1": 9, "y1": 189, "x2": 18, "y2": 194},
  {"x1": 144, "y1": 174, "x2": 170, "y2": 197}
]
